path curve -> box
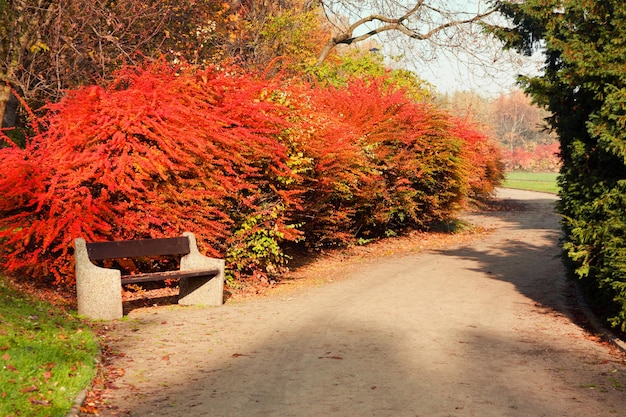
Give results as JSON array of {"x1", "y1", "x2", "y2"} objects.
[{"x1": 96, "y1": 189, "x2": 626, "y2": 417}]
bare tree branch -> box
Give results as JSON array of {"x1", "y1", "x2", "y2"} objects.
[
  {"x1": 314, "y1": 1, "x2": 539, "y2": 95},
  {"x1": 316, "y1": 1, "x2": 497, "y2": 65}
]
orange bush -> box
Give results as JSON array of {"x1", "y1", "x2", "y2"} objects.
[{"x1": 450, "y1": 117, "x2": 505, "y2": 201}]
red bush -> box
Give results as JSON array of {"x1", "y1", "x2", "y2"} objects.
[
  {"x1": 501, "y1": 142, "x2": 560, "y2": 172},
  {"x1": 0, "y1": 61, "x2": 301, "y2": 285},
  {"x1": 450, "y1": 117, "x2": 505, "y2": 201},
  {"x1": 291, "y1": 77, "x2": 470, "y2": 245},
  {"x1": 0, "y1": 65, "x2": 505, "y2": 288}
]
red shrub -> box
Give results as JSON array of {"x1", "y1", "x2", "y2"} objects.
[
  {"x1": 292, "y1": 77, "x2": 470, "y2": 245},
  {"x1": 0, "y1": 64, "x2": 505, "y2": 288},
  {"x1": 501, "y1": 142, "x2": 560, "y2": 172},
  {"x1": 450, "y1": 117, "x2": 505, "y2": 201},
  {"x1": 0, "y1": 61, "x2": 301, "y2": 285}
]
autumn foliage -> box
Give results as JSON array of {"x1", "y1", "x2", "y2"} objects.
[
  {"x1": 0, "y1": 62, "x2": 300, "y2": 285},
  {"x1": 292, "y1": 78, "x2": 471, "y2": 245},
  {"x1": 450, "y1": 117, "x2": 505, "y2": 200},
  {"x1": 501, "y1": 143, "x2": 560, "y2": 172},
  {"x1": 0, "y1": 61, "x2": 502, "y2": 288}
]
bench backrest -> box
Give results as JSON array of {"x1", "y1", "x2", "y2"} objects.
[{"x1": 86, "y1": 236, "x2": 190, "y2": 261}]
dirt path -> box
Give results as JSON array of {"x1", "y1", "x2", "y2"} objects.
[{"x1": 94, "y1": 189, "x2": 626, "y2": 417}]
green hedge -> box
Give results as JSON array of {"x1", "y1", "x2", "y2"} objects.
[{"x1": 494, "y1": 1, "x2": 626, "y2": 329}]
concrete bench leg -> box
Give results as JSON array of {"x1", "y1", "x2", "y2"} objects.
[
  {"x1": 74, "y1": 238, "x2": 123, "y2": 320},
  {"x1": 179, "y1": 232, "x2": 225, "y2": 306}
]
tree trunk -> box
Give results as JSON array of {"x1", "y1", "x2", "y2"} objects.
[
  {"x1": 316, "y1": 39, "x2": 337, "y2": 65},
  {"x1": 0, "y1": 84, "x2": 10, "y2": 127},
  {"x1": 0, "y1": 84, "x2": 17, "y2": 128}
]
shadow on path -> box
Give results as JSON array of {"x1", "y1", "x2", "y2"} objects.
[
  {"x1": 101, "y1": 308, "x2": 624, "y2": 417},
  {"x1": 441, "y1": 196, "x2": 567, "y2": 314},
  {"x1": 98, "y1": 190, "x2": 626, "y2": 417}
]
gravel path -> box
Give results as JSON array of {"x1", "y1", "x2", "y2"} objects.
[{"x1": 94, "y1": 189, "x2": 626, "y2": 417}]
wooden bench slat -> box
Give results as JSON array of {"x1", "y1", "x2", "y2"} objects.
[
  {"x1": 121, "y1": 269, "x2": 220, "y2": 285},
  {"x1": 86, "y1": 237, "x2": 190, "y2": 261}
]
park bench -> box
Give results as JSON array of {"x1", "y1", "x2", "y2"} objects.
[{"x1": 74, "y1": 232, "x2": 224, "y2": 320}]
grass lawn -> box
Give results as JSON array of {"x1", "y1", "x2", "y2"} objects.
[
  {"x1": 0, "y1": 278, "x2": 99, "y2": 417},
  {"x1": 503, "y1": 171, "x2": 559, "y2": 194}
]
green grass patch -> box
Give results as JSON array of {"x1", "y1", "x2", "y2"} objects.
[
  {"x1": 0, "y1": 278, "x2": 99, "y2": 417},
  {"x1": 503, "y1": 171, "x2": 559, "y2": 194}
]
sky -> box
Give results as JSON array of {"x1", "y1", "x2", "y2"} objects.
[{"x1": 411, "y1": 51, "x2": 543, "y2": 97}]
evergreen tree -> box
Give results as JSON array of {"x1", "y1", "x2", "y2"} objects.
[{"x1": 490, "y1": 1, "x2": 626, "y2": 328}]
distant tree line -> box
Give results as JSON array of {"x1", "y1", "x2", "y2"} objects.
[{"x1": 440, "y1": 89, "x2": 559, "y2": 172}]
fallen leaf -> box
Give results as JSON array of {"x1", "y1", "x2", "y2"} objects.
[
  {"x1": 81, "y1": 404, "x2": 99, "y2": 414},
  {"x1": 108, "y1": 367, "x2": 125, "y2": 377},
  {"x1": 161, "y1": 355, "x2": 170, "y2": 361},
  {"x1": 232, "y1": 353, "x2": 248, "y2": 357},
  {"x1": 20, "y1": 385, "x2": 39, "y2": 393},
  {"x1": 29, "y1": 397, "x2": 50, "y2": 406},
  {"x1": 2, "y1": 353, "x2": 9, "y2": 361}
]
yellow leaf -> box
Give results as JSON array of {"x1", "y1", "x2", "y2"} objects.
[{"x1": 29, "y1": 41, "x2": 50, "y2": 54}]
